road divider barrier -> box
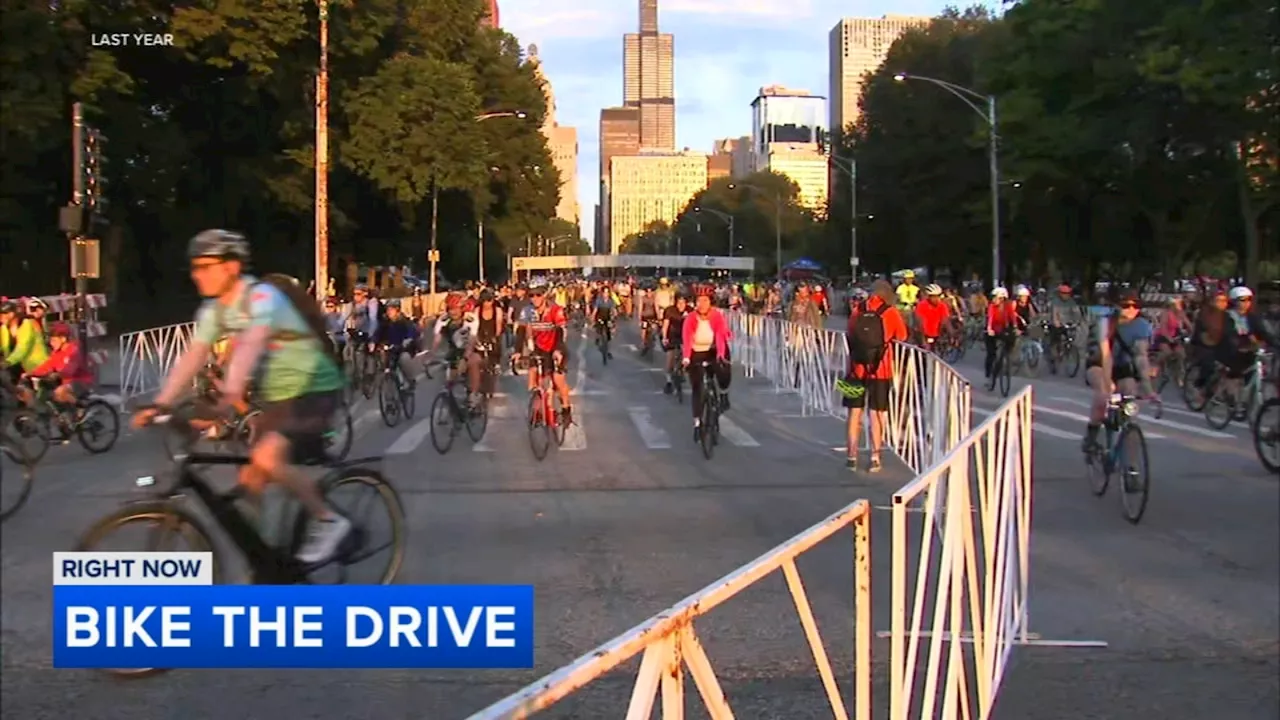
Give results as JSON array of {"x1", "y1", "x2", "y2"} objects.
[{"x1": 118, "y1": 322, "x2": 196, "y2": 400}]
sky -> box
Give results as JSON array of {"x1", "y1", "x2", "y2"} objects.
[{"x1": 499, "y1": 0, "x2": 970, "y2": 244}]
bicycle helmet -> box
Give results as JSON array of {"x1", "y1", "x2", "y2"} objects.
[
  {"x1": 188, "y1": 229, "x2": 250, "y2": 261},
  {"x1": 385, "y1": 298, "x2": 400, "y2": 309},
  {"x1": 1014, "y1": 285, "x2": 1030, "y2": 297},
  {"x1": 48, "y1": 322, "x2": 72, "y2": 337},
  {"x1": 692, "y1": 284, "x2": 716, "y2": 299},
  {"x1": 25, "y1": 297, "x2": 47, "y2": 311},
  {"x1": 902, "y1": 270, "x2": 915, "y2": 280},
  {"x1": 924, "y1": 284, "x2": 942, "y2": 296},
  {"x1": 479, "y1": 289, "x2": 495, "y2": 302},
  {"x1": 991, "y1": 287, "x2": 1009, "y2": 299},
  {"x1": 1228, "y1": 286, "x2": 1253, "y2": 300},
  {"x1": 1057, "y1": 284, "x2": 1072, "y2": 294}
]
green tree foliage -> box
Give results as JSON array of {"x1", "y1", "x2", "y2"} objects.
[
  {"x1": 842, "y1": 1, "x2": 1278, "y2": 288},
  {"x1": 0, "y1": 0, "x2": 561, "y2": 327}
]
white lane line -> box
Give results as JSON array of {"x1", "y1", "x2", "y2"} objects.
[
  {"x1": 386, "y1": 417, "x2": 433, "y2": 454},
  {"x1": 627, "y1": 406, "x2": 671, "y2": 449},
  {"x1": 1030, "y1": 404, "x2": 1168, "y2": 439},
  {"x1": 973, "y1": 406, "x2": 1082, "y2": 440},
  {"x1": 1049, "y1": 396, "x2": 1231, "y2": 439},
  {"x1": 560, "y1": 422, "x2": 587, "y2": 450},
  {"x1": 717, "y1": 415, "x2": 760, "y2": 447}
]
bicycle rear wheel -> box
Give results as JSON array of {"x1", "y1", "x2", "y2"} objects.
[
  {"x1": 527, "y1": 392, "x2": 550, "y2": 460},
  {"x1": 1117, "y1": 424, "x2": 1151, "y2": 523},
  {"x1": 290, "y1": 467, "x2": 405, "y2": 585},
  {"x1": 75, "y1": 501, "x2": 221, "y2": 678},
  {"x1": 0, "y1": 444, "x2": 34, "y2": 521},
  {"x1": 1063, "y1": 345, "x2": 1081, "y2": 378},
  {"x1": 1085, "y1": 440, "x2": 1110, "y2": 497}
]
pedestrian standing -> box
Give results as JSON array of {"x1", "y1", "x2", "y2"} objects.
[{"x1": 843, "y1": 279, "x2": 907, "y2": 472}]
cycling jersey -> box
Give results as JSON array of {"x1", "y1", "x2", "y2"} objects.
[
  {"x1": 519, "y1": 302, "x2": 567, "y2": 353},
  {"x1": 3, "y1": 318, "x2": 49, "y2": 372},
  {"x1": 986, "y1": 302, "x2": 1017, "y2": 335},
  {"x1": 193, "y1": 278, "x2": 344, "y2": 402},
  {"x1": 896, "y1": 283, "x2": 920, "y2": 307},
  {"x1": 347, "y1": 297, "x2": 381, "y2": 336},
  {"x1": 915, "y1": 299, "x2": 951, "y2": 338},
  {"x1": 653, "y1": 288, "x2": 675, "y2": 311},
  {"x1": 593, "y1": 292, "x2": 618, "y2": 312}
]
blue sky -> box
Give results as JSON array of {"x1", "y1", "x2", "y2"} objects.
[{"x1": 499, "y1": 0, "x2": 968, "y2": 243}]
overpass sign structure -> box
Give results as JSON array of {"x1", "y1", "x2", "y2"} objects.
[{"x1": 512, "y1": 254, "x2": 756, "y2": 273}]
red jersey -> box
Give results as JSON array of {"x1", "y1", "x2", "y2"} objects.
[
  {"x1": 31, "y1": 342, "x2": 94, "y2": 385},
  {"x1": 914, "y1": 299, "x2": 950, "y2": 338},
  {"x1": 527, "y1": 302, "x2": 567, "y2": 353},
  {"x1": 986, "y1": 301, "x2": 1017, "y2": 334}
]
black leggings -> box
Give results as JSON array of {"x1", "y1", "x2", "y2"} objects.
[
  {"x1": 984, "y1": 332, "x2": 1015, "y2": 377},
  {"x1": 688, "y1": 349, "x2": 731, "y2": 419}
]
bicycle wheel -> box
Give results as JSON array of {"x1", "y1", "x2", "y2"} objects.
[
  {"x1": 400, "y1": 379, "x2": 416, "y2": 420},
  {"x1": 324, "y1": 401, "x2": 353, "y2": 461},
  {"x1": 1025, "y1": 344, "x2": 1041, "y2": 376},
  {"x1": 1063, "y1": 345, "x2": 1081, "y2": 378},
  {"x1": 75, "y1": 399, "x2": 120, "y2": 453},
  {"x1": 75, "y1": 501, "x2": 222, "y2": 678},
  {"x1": 4, "y1": 409, "x2": 49, "y2": 465},
  {"x1": 1252, "y1": 398, "x2": 1280, "y2": 475},
  {"x1": 999, "y1": 350, "x2": 1012, "y2": 397},
  {"x1": 674, "y1": 370, "x2": 684, "y2": 404},
  {"x1": 465, "y1": 392, "x2": 489, "y2": 442},
  {"x1": 600, "y1": 335, "x2": 609, "y2": 364},
  {"x1": 527, "y1": 391, "x2": 550, "y2": 460},
  {"x1": 378, "y1": 375, "x2": 402, "y2": 427},
  {"x1": 1117, "y1": 424, "x2": 1151, "y2": 524},
  {"x1": 429, "y1": 392, "x2": 457, "y2": 454},
  {"x1": 1085, "y1": 437, "x2": 1110, "y2": 496},
  {"x1": 289, "y1": 467, "x2": 406, "y2": 585},
  {"x1": 699, "y1": 394, "x2": 716, "y2": 459},
  {"x1": 1203, "y1": 386, "x2": 1235, "y2": 430},
  {"x1": 551, "y1": 393, "x2": 567, "y2": 447},
  {"x1": 1, "y1": 444, "x2": 34, "y2": 521},
  {"x1": 1183, "y1": 367, "x2": 1209, "y2": 411}
]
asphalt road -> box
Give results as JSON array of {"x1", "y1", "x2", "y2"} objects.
[{"x1": 2, "y1": 318, "x2": 1276, "y2": 719}]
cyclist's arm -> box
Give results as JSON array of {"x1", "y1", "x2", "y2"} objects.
[
  {"x1": 365, "y1": 299, "x2": 380, "y2": 338},
  {"x1": 1132, "y1": 336, "x2": 1155, "y2": 397},
  {"x1": 1097, "y1": 315, "x2": 1113, "y2": 383}
]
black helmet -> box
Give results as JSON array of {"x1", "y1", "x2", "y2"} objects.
[
  {"x1": 188, "y1": 229, "x2": 250, "y2": 261},
  {"x1": 479, "y1": 289, "x2": 495, "y2": 302}
]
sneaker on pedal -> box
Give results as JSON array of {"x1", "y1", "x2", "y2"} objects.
[{"x1": 297, "y1": 514, "x2": 352, "y2": 564}]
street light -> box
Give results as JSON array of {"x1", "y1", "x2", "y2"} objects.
[
  {"x1": 475, "y1": 110, "x2": 527, "y2": 121},
  {"x1": 893, "y1": 71, "x2": 1001, "y2": 288},
  {"x1": 693, "y1": 206, "x2": 736, "y2": 256},
  {"x1": 727, "y1": 182, "x2": 783, "y2": 282},
  {"x1": 828, "y1": 155, "x2": 858, "y2": 278}
]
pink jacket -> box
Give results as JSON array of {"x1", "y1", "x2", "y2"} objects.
[{"x1": 681, "y1": 309, "x2": 731, "y2": 361}]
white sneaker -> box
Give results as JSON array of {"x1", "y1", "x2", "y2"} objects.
[{"x1": 296, "y1": 514, "x2": 352, "y2": 564}]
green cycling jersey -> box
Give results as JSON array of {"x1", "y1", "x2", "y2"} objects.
[{"x1": 2, "y1": 319, "x2": 49, "y2": 372}]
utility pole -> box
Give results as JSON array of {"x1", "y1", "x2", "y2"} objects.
[
  {"x1": 428, "y1": 182, "x2": 440, "y2": 294},
  {"x1": 314, "y1": 0, "x2": 330, "y2": 301},
  {"x1": 477, "y1": 217, "x2": 486, "y2": 283},
  {"x1": 61, "y1": 102, "x2": 106, "y2": 376},
  {"x1": 850, "y1": 159, "x2": 858, "y2": 280}
]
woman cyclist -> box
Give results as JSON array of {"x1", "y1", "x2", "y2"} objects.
[
  {"x1": 984, "y1": 287, "x2": 1017, "y2": 379},
  {"x1": 681, "y1": 285, "x2": 732, "y2": 440}
]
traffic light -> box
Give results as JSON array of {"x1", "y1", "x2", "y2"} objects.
[{"x1": 83, "y1": 127, "x2": 107, "y2": 212}]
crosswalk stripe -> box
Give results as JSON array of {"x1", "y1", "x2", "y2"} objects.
[
  {"x1": 718, "y1": 415, "x2": 760, "y2": 447},
  {"x1": 1049, "y1": 396, "x2": 1233, "y2": 439},
  {"x1": 561, "y1": 423, "x2": 587, "y2": 450},
  {"x1": 973, "y1": 407, "x2": 1079, "y2": 440},
  {"x1": 627, "y1": 406, "x2": 671, "y2": 449},
  {"x1": 386, "y1": 417, "x2": 433, "y2": 454}
]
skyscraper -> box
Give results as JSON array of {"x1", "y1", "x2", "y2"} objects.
[
  {"x1": 597, "y1": 107, "x2": 641, "y2": 253},
  {"x1": 482, "y1": 0, "x2": 499, "y2": 27},
  {"x1": 828, "y1": 15, "x2": 930, "y2": 135},
  {"x1": 623, "y1": 0, "x2": 675, "y2": 151},
  {"x1": 530, "y1": 45, "x2": 580, "y2": 228},
  {"x1": 751, "y1": 86, "x2": 829, "y2": 212}
]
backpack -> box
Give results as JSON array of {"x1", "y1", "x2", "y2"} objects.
[
  {"x1": 848, "y1": 299, "x2": 889, "y2": 369},
  {"x1": 224, "y1": 277, "x2": 341, "y2": 365}
]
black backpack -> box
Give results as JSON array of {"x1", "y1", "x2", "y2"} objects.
[
  {"x1": 225, "y1": 277, "x2": 342, "y2": 366},
  {"x1": 848, "y1": 300, "x2": 888, "y2": 369}
]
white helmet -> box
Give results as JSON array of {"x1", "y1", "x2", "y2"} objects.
[
  {"x1": 991, "y1": 287, "x2": 1009, "y2": 299},
  {"x1": 1228, "y1": 286, "x2": 1253, "y2": 301},
  {"x1": 924, "y1": 284, "x2": 942, "y2": 296},
  {"x1": 1014, "y1": 284, "x2": 1030, "y2": 297}
]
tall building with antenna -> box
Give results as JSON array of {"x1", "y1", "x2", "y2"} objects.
[{"x1": 623, "y1": 0, "x2": 675, "y2": 151}]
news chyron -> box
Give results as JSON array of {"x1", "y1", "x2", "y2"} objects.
[{"x1": 53, "y1": 552, "x2": 534, "y2": 669}]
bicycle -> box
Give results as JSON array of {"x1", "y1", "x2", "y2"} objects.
[
  {"x1": 1253, "y1": 397, "x2": 1280, "y2": 475},
  {"x1": 1, "y1": 429, "x2": 35, "y2": 521},
  {"x1": 692, "y1": 360, "x2": 722, "y2": 459},
  {"x1": 1045, "y1": 323, "x2": 1081, "y2": 378},
  {"x1": 525, "y1": 354, "x2": 569, "y2": 461},
  {"x1": 376, "y1": 345, "x2": 417, "y2": 428},
  {"x1": 1084, "y1": 393, "x2": 1156, "y2": 524},
  {"x1": 985, "y1": 331, "x2": 1013, "y2": 398},
  {"x1": 667, "y1": 344, "x2": 686, "y2": 405},
  {"x1": 18, "y1": 376, "x2": 119, "y2": 454},
  {"x1": 347, "y1": 331, "x2": 378, "y2": 400},
  {"x1": 1203, "y1": 349, "x2": 1274, "y2": 430},
  {"x1": 593, "y1": 317, "x2": 614, "y2": 364},
  {"x1": 1150, "y1": 335, "x2": 1188, "y2": 395},
  {"x1": 639, "y1": 318, "x2": 659, "y2": 359},
  {"x1": 426, "y1": 357, "x2": 487, "y2": 454},
  {"x1": 1008, "y1": 331, "x2": 1043, "y2": 378},
  {"x1": 2, "y1": 406, "x2": 50, "y2": 465},
  {"x1": 76, "y1": 412, "x2": 405, "y2": 676}
]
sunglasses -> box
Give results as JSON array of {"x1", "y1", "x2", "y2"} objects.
[{"x1": 1119, "y1": 302, "x2": 1139, "y2": 310}]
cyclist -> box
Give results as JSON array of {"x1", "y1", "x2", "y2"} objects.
[
  {"x1": 472, "y1": 289, "x2": 505, "y2": 391},
  {"x1": 895, "y1": 270, "x2": 920, "y2": 309},
  {"x1": 1150, "y1": 296, "x2": 1191, "y2": 377},
  {"x1": 1218, "y1": 286, "x2": 1278, "y2": 381},
  {"x1": 635, "y1": 282, "x2": 660, "y2": 350},
  {"x1": 1083, "y1": 290, "x2": 1154, "y2": 452},
  {"x1": 429, "y1": 294, "x2": 481, "y2": 404},
  {"x1": 1, "y1": 300, "x2": 23, "y2": 388},
  {"x1": 788, "y1": 283, "x2": 823, "y2": 328},
  {"x1": 588, "y1": 281, "x2": 618, "y2": 357},
  {"x1": 984, "y1": 287, "x2": 1016, "y2": 379},
  {"x1": 21, "y1": 321, "x2": 94, "y2": 407},
  {"x1": 1046, "y1": 283, "x2": 1083, "y2": 350},
  {"x1": 914, "y1": 284, "x2": 952, "y2": 351},
  {"x1": 373, "y1": 300, "x2": 421, "y2": 389},
  {"x1": 654, "y1": 277, "x2": 676, "y2": 319},
  {"x1": 682, "y1": 285, "x2": 733, "y2": 439},
  {"x1": 661, "y1": 294, "x2": 691, "y2": 394},
  {"x1": 2, "y1": 297, "x2": 49, "y2": 377},
  {"x1": 347, "y1": 284, "x2": 380, "y2": 375},
  {"x1": 134, "y1": 230, "x2": 350, "y2": 564},
  {"x1": 512, "y1": 283, "x2": 573, "y2": 425}
]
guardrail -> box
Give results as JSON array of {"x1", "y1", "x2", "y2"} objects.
[
  {"x1": 889, "y1": 386, "x2": 1034, "y2": 720},
  {"x1": 118, "y1": 322, "x2": 196, "y2": 399},
  {"x1": 469, "y1": 500, "x2": 873, "y2": 720}
]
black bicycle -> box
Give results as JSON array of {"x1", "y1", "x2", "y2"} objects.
[
  {"x1": 1045, "y1": 323, "x2": 1081, "y2": 378},
  {"x1": 19, "y1": 376, "x2": 119, "y2": 454},
  {"x1": 426, "y1": 358, "x2": 487, "y2": 454},
  {"x1": 1253, "y1": 397, "x2": 1280, "y2": 476},
  {"x1": 985, "y1": 331, "x2": 1013, "y2": 397},
  {"x1": 1, "y1": 430, "x2": 35, "y2": 521},
  {"x1": 639, "y1": 318, "x2": 659, "y2": 359},
  {"x1": 668, "y1": 351, "x2": 686, "y2": 405},
  {"x1": 692, "y1": 360, "x2": 721, "y2": 459},
  {"x1": 1084, "y1": 393, "x2": 1155, "y2": 524},
  {"x1": 594, "y1": 317, "x2": 614, "y2": 364},
  {"x1": 376, "y1": 345, "x2": 417, "y2": 428},
  {"x1": 76, "y1": 412, "x2": 406, "y2": 676}
]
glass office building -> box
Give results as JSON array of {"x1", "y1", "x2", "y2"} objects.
[{"x1": 751, "y1": 92, "x2": 828, "y2": 156}]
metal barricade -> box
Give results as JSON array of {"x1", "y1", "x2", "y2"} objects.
[
  {"x1": 469, "y1": 500, "x2": 873, "y2": 720},
  {"x1": 117, "y1": 322, "x2": 197, "y2": 399}
]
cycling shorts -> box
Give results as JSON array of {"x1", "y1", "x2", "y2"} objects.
[
  {"x1": 257, "y1": 389, "x2": 340, "y2": 462},
  {"x1": 529, "y1": 345, "x2": 567, "y2": 375}
]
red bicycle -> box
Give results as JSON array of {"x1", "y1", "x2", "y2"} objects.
[{"x1": 525, "y1": 355, "x2": 568, "y2": 461}]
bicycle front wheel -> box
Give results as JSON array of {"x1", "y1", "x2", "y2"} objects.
[
  {"x1": 429, "y1": 393, "x2": 457, "y2": 454},
  {"x1": 527, "y1": 392, "x2": 550, "y2": 460},
  {"x1": 1252, "y1": 398, "x2": 1280, "y2": 476},
  {"x1": 1117, "y1": 424, "x2": 1151, "y2": 524},
  {"x1": 999, "y1": 353, "x2": 1012, "y2": 397},
  {"x1": 75, "y1": 501, "x2": 222, "y2": 678},
  {"x1": 378, "y1": 375, "x2": 402, "y2": 427},
  {"x1": 0, "y1": 445, "x2": 34, "y2": 521},
  {"x1": 1063, "y1": 345, "x2": 1081, "y2": 378},
  {"x1": 1204, "y1": 387, "x2": 1235, "y2": 430},
  {"x1": 4, "y1": 410, "x2": 49, "y2": 465},
  {"x1": 76, "y1": 399, "x2": 120, "y2": 453}
]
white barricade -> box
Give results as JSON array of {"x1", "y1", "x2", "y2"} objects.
[
  {"x1": 469, "y1": 500, "x2": 873, "y2": 720},
  {"x1": 118, "y1": 322, "x2": 197, "y2": 399},
  {"x1": 888, "y1": 386, "x2": 1035, "y2": 720}
]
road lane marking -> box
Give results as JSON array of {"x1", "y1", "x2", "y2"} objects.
[
  {"x1": 560, "y1": 422, "x2": 587, "y2": 450},
  {"x1": 386, "y1": 417, "x2": 432, "y2": 454},
  {"x1": 627, "y1": 406, "x2": 671, "y2": 449},
  {"x1": 718, "y1": 415, "x2": 759, "y2": 447},
  {"x1": 973, "y1": 407, "x2": 1084, "y2": 440},
  {"x1": 1050, "y1": 396, "x2": 1232, "y2": 439}
]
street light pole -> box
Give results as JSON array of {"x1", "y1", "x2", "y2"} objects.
[
  {"x1": 893, "y1": 72, "x2": 1001, "y2": 289},
  {"x1": 477, "y1": 217, "x2": 485, "y2": 283},
  {"x1": 830, "y1": 156, "x2": 858, "y2": 278},
  {"x1": 314, "y1": 0, "x2": 330, "y2": 301}
]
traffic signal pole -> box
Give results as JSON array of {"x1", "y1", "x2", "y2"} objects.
[{"x1": 69, "y1": 103, "x2": 89, "y2": 377}]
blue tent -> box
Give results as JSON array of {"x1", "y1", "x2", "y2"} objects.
[{"x1": 783, "y1": 257, "x2": 822, "y2": 272}]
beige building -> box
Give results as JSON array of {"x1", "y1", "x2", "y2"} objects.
[
  {"x1": 609, "y1": 152, "x2": 707, "y2": 253},
  {"x1": 828, "y1": 15, "x2": 930, "y2": 135},
  {"x1": 763, "y1": 147, "x2": 829, "y2": 213},
  {"x1": 749, "y1": 87, "x2": 829, "y2": 212},
  {"x1": 530, "y1": 45, "x2": 580, "y2": 228},
  {"x1": 711, "y1": 137, "x2": 752, "y2": 178},
  {"x1": 624, "y1": 0, "x2": 675, "y2": 151}
]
